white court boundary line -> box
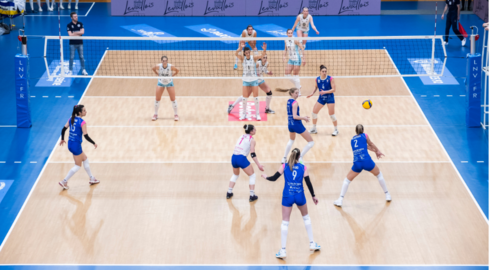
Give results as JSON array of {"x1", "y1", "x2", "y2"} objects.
[
  {"x1": 89, "y1": 125, "x2": 431, "y2": 128},
  {"x1": 1, "y1": 264, "x2": 487, "y2": 267},
  {"x1": 0, "y1": 126, "x2": 16, "y2": 128},
  {"x1": 49, "y1": 161, "x2": 451, "y2": 164},
  {"x1": 384, "y1": 49, "x2": 489, "y2": 223},
  {"x1": 24, "y1": 2, "x2": 94, "y2": 17},
  {"x1": 83, "y1": 95, "x2": 414, "y2": 98},
  {"x1": 0, "y1": 49, "x2": 108, "y2": 254}
]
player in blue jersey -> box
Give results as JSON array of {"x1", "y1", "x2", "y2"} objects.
[
  {"x1": 58, "y1": 105, "x2": 99, "y2": 189},
  {"x1": 333, "y1": 124, "x2": 391, "y2": 207},
  {"x1": 281, "y1": 88, "x2": 315, "y2": 164},
  {"x1": 261, "y1": 148, "x2": 320, "y2": 259},
  {"x1": 307, "y1": 65, "x2": 338, "y2": 136}
]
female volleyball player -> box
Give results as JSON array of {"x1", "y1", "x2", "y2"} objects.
[
  {"x1": 261, "y1": 148, "x2": 321, "y2": 259},
  {"x1": 231, "y1": 42, "x2": 267, "y2": 121},
  {"x1": 333, "y1": 124, "x2": 392, "y2": 207},
  {"x1": 151, "y1": 56, "x2": 180, "y2": 121},
  {"x1": 234, "y1": 25, "x2": 258, "y2": 70},
  {"x1": 291, "y1": 7, "x2": 320, "y2": 49},
  {"x1": 284, "y1": 29, "x2": 305, "y2": 95},
  {"x1": 307, "y1": 65, "x2": 338, "y2": 136},
  {"x1": 227, "y1": 124, "x2": 264, "y2": 202},
  {"x1": 59, "y1": 105, "x2": 99, "y2": 189},
  {"x1": 282, "y1": 88, "x2": 315, "y2": 164}
]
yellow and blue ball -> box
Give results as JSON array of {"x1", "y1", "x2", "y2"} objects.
[{"x1": 362, "y1": 100, "x2": 372, "y2": 109}]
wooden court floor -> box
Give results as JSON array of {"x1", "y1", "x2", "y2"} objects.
[{"x1": 0, "y1": 56, "x2": 487, "y2": 265}]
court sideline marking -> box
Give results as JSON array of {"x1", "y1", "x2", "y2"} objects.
[
  {"x1": 384, "y1": 49, "x2": 488, "y2": 223},
  {"x1": 0, "y1": 49, "x2": 108, "y2": 253}
]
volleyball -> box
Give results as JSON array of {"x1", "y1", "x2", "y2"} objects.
[{"x1": 362, "y1": 100, "x2": 372, "y2": 109}]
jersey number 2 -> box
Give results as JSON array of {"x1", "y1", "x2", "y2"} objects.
[{"x1": 354, "y1": 140, "x2": 358, "y2": 147}]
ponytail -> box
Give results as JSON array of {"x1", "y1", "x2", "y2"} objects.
[
  {"x1": 71, "y1": 105, "x2": 84, "y2": 126},
  {"x1": 288, "y1": 148, "x2": 301, "y2": 171},
  {"x1": 288, "y1": 87, "x2": 298, "y2": 96},
  {"x1": 320, "y1": 65, "x2": 327, "y2": 72},
  {"x1": 355, "y1": 124, "x2": 364, "y2": 135}
]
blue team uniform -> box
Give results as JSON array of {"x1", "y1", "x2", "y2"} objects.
[
  {"x1": 282, "y1": 163, "x2": 307, "y2": 207},
  {"x1": 316, "y1": 76, "x2": 335, "y2": 105},
  {"x1": 351, "y1": 133, "x2": 376, "y2": 173},
  {"x1": 67, "y1": 117, "x2": 85, "y2": 156},
  {"x1": 287, "y1": 99, "x2": 306, "y2": 134}
]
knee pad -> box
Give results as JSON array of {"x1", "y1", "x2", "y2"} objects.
[
  {"x1": 230, "y1": 174, "x2": 239, "y2": 183},
  {"x1": 312, "y1": 113, "x2": 318, "y2": 119},
  {"x1": 249, "y1": 173, "x2": 256, "y2": 185},
  {"x1": 330, "y1": 114, "x2": 337, "y2": 122},
  {"x1": 281, "y1": 221, "x2": 289, "y2": 230},
  {"x1": 302, "y1": 214, "x2": 311, "y2": 225},
  {"x1": 267, "y1": 91, "x2": 272, "y2": 96},
  {"x1": 172, "y1": 100, "x2": 178, "y2": 108},
  {"x1": 254, "y1": 97, "x2": 259, "y2": 102},
  {"x1": 307, "y1": 141, "x2": 315, "y2": 148}
]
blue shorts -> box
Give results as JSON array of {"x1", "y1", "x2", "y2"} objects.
[
  {"x1": 351, "y1": 159, "x2": 376, "y2": 173},
  {"x1": 288, "y1": 59, "x2": 302, "y2": 66},
  {"x1": 288, "y1": 121, "x2": 306, "y2": 134},
  {"x1": 157, "y1": 81, "x2": 174, "y2": 88},
  {"x1": 68, "y1": 141, "x2": 83, "y2": 156},
  {"x1": 258, "y1": 80, "x2": 265, "y2": 86},
  {"x1": 318, "y1": 93, "x2": 335, "y2": 105},
  {"x1": 231, "y1": 154, "x2": 251, "y2": 169},
  {"x1": 243, "y1": 80, "x2": 259, "y2": 87},
  {"x1": 282, "y1": 192, "x2": 307, "y2": 207}
]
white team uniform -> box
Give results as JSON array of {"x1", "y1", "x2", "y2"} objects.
[
  {"x1": 157, "y1": 63, "x2": 173, "y2": 86},
  {"x1": 285, "y1": 40, "x2": 300, "y2": 61},
  {"x1": 256, "y1": 60, "x2": 269, "y2": 84},
  {"x1": 242, "y1": 55, "x2": 258, "y2": 83},
  {"x1": 296, "y1": 14, "x2": 311, "y2": 32},
  {"x1": 242, "y1": 29, "x2": 259, "y2": 55},
  {"x1": 233, "y1": 134, "x2": 252, "y2": 156}
]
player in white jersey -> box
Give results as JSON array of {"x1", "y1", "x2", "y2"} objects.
[
  {"x1": 151, "y1": 56, "x2": 180, "y2": 121},
  {"x1": 232, "y1": 42, "x2": 267, "y2": 121},
  {"x1": 227, "y1": 125, "x2": 264, "y2": 202},
  {"x1": 284, "y1": 29, "x2": 305, "y2": 95},
  {"x1": 291, "y1": 7, "x2": 320, "y2": 49},
  {"x1": 234, "y1": 25, "x2": 259, "y2": 70}
]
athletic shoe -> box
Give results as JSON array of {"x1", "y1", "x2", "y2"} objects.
[
  {"x1": 59, "y1": 181, "x2": 69, "y2": 190},
  {"x1": 67, "y1": 70, "x2": 73, "y2": 76},
  {"x1": 299, "y1": 157, "x2": 304, "y2": 164},
  {"x1": 48, "y1": 7, "x2": 53, "y2": 11},
  {"x1": 82, "y1": 69, "x2": 88, "y2": 76},
  {"x1": 227, "y1": 105, "x2": 234, "y2": 114},
  {"x1": 462, "y1": 38, "x2": 466, "y2": 46},
  {"x1": 385, "y1": 192, "x2": 392, "y2": 202},
  {"x1": 281, "y1": 157, "x2": 287, "y2": 164},
  {"x1": 276, "y1": 248, "x2": 286, "y2": 259},
  {"x1": 332, "y1": 130, "x2": 339, "y2": 136},
  {"x1": 265, "y1": 108, "x2": 275, "y2": 114},
  {"x1": 239, "y1": 114, "x2": 246, "y2": 121},
  {"x1": 226, "y1": 192, "x2": 233, "y2": 199},
  {"x1": 67, "y1": 4, "x2": 70, "y2": 9},
  {"x1": 38, "y1": 7, "x2": 43, "y2": 11},
  {"x1": 309, "y1": 242, "x2": 321, "y2": 251},
  {"x1": 234, "y1": 64, "x2": 237, "y2": 70},
  {"x1": 443, "y1": 41, "x2": 448, "y2": 46},
  {"x1": 60, "y1": 4, "x2": 64, "y2": 9},
  {"x1": 75, "y1": 4, "x2": 78, "y2": 9},
  {"x1": 310, "y1": 127, "x2": 317, "y2": 134},
  {"x1": 152, "y1": 114, "x2": 158, "y2": 121},
  {"x1": 249, "y1": 195, "x2": 258, "y2": 202},
  {"x1": 89, "y1": 178, "x2": 100, "y2": 185},
  {"x1": 256, "y1": 114, "x2": 261, "y2": 121},
  {"x1": 174, "y1": 115, "x2": 179, "y2": 121},
  {"x1": 334, "y1": 198, "x2": 343, "y2": 207}
]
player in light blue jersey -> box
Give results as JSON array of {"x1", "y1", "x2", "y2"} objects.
[
  {"x1": 307, "y1": 65, "x2": 338, "y2": 136},
  {"x1": 291, "y1": 7, "x2": 320, "y2": 49},
  {"x1": 283, "y1": 29, "x2": 304, "y2": 95},
  {"x1": 261, "y1": 148, "x2": 320, "y2": 259},
  {"x1": 59, "y1": 105, "x2": 99, "y2": 189},
  {"x1": 333, "y1": 124, "x2": 391, "y2": 207}
]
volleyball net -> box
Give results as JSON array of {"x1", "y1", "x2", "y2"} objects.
[{"x1": 43, "y1": 36, "x2": 447, "y2": 79}]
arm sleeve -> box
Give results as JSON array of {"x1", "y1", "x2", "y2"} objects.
[
  {"x1": 266, "y1": 172, "x2": 282, "y2": 182},
  {"x1": 304, "y1": 176, "x2": 315, "y2": 197},
  {"x1": 84, "y1": 134, "x2": 96, "y2": 145},
  {"x1": 61, "y1": 126, "x2": 67, "y2": 140}
]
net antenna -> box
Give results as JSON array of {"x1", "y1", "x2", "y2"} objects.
[{"x1": 43, "y1": 35, "x2": 447, "y2": 80}]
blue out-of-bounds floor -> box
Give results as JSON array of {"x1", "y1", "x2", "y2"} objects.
[{"x1": 0, "y1": 3, "x2": 488, "y2": 269}]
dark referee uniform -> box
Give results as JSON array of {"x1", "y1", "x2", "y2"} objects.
[
  {"x1": 67, "y1": 20, "x2": 86, "y2": 73},
  {"x1": 444, "y1": 0, "x2": 464, "y2": 44}
]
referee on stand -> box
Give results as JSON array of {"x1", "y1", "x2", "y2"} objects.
[
  {"x1": 67, "y1": 12, "x2": 88, "y2": 76},
  {"x1": 441, "y1": 0, "x2": 466, "y2": 46}
]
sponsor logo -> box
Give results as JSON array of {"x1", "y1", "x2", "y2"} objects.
[
  {"x1": 338, "y1": 0, "x2": 369, "y2": 15},
  {"x1": 204, "y1": 0, "x2": 235, "y2": 16},
  {"x1": 201, "y1": 28, "x2": 234, "y2": 38},
  {"x1": 124, "y1": 0, "x2": 155, "y2": 15},
  {"x1": 164, "y1": 0, "x2": 194, "y2": 16},
  {"x1": 258, "y1": 0, "x2": 289, "y2": 15},
  {"x1": 299, "y1": 0, "x2": 329, "y2": 14}
]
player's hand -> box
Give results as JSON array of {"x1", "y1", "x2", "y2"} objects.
[
  {"x1": 307, "y1": 93, "x2": 314, "y2": 98},
  {"x1": 312, "y1": 197, "x2": 319, "y2": 205},
  {"x1": 441, "y1": 14, "x2": 444, "y2": 20},
  {"x1": 261, "y1": 174, "x2": 267, "y2": 179},
  {"x1": 240, "y1": 42, "x2": 246, "y2": 49},
  {"x1": 59, "y1": 140, "x2": 66, "y2": 146},
  {"x1": 376, "y1": 151, "x2": 384, "y2": 159},
  {"x1": 268, "y1": 71, "x2": 273, "y2": 76},
  {"x1": 316, "y1": 31, "x2": 319, "y2": 35},
  {"x1": 258, "y1": 164, "x2": 264, "y2": 171},
  {"x1": 261, "y1": 42, "x2": 267, "y2": 51},
  {"x1": 304, "y1": 116, "x2": 310, "y2": 122},
  {"x1": 302, "y1": 60, "x2": 306, "y2": 66},
  {"x1": 94, "y1": 144, "x2": 98, "y2": 149}
]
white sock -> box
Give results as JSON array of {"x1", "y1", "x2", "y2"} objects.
[
  {"x1": 293, "y1": 75, "x2": 301, "y2": 90},
  {"x1": 283, "y1": 139, "x2": 294, "y2": 161},
  {"x1": 266, "y1": 94, "x2": 272, "y2": 110},
  {"x1": 250, "y1": 190, "x2": 255, "y2": 196},
  {"x1": 281, "y1": 221, "x2": 289, "y2": 249},
  {"x1": 228, "y1": 187, "x2": 233, "y2": 193},
  {"x1": 154, "y1": 100, "x2": 160, "y2": 115},
  {"x1": 232, "y1": 96, "x2": 242, "y2": 107},
  {"x1": 82, "y1": 159, "x2": 93, "y2": 180},
  {"x1": 312, "y1": 124, "x2": 316, "y2": 129},
  {"x1": 254, "y1": 97, "x2": 260, "y2": 116},
  {"x1": 242, "y1": 97, "x2": 248, "y2": 117},
  {"x1": 303, "y1": 214, "x2": 314, "y2": 243},
  {"x1": 235, "y1": 57, "x2": 238, "y2": 65},
  {"x1": 340, "y1": 178, "x2": 351, "y2": 198},
  {"x1": 287, "y1": 74, "x2": 295, "y2": 87},
  {"x1": 377, "y1": 172, "x2": 389, "y2": 193},
  {"x1": 172, "y1": 100, "x2": 178, "y2": 115},
  {"x1": 300, "y1": 141, "x2": 315, "y2": 159},
  {"x1": 64, "y1": 165, "x2": 80, "y2": 182},
  {"x1": 334, "y1": 125, "x2": 338, "y2": 131}
]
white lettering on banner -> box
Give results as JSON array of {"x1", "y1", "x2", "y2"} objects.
[
  {"x1": 412, "y1": 59, "x2": 444, "y2": 83},
  {"x1": 133, "y1": 29, "x2": 165, "y2": 38},
  {"x1": 49, "y1": 61, "x2": 72, "y2": 86},
  {"x1": 0, "y1": 182, "x2": 5, "y2": 191},
  {"x1": 238, "y1": 102, "x2": 256, "y2": 120},
  {"x1": 19, "y1": 74, "x2": 23, "y2": 79},
  {"x1": 473, "y1": 93, "x2": 478, "y2": 98},
  {"x1": 18, "y1": 67, "x2": 24, "y2": 72},
  {"x1": 473, "y1": 73, "x2": 478, "y2": 78},
  {"x1": 474, "y1": 60, "x2": 477, "y2": 65},
  {"x1": 474, "y1": 86, "x2": 477, "y2": 91},
  {"x1": 473, "y1": 67, "x2": 479, "y2": 71},
  {"x1": 20, "y1": 94, "x2": 24, "y2": 98},
  {"x1": 201, "y1": 28, "x2": 233, "y2": 38},
  {"x1": 19, "y1": 61, "x2": 22, "y2": 65},
  {"x1": 20, "y1": 87, "x2": 23, "y2": 91},
  {"x1": 267, "y1": 30, "x2": 287, "y2": 36}
]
